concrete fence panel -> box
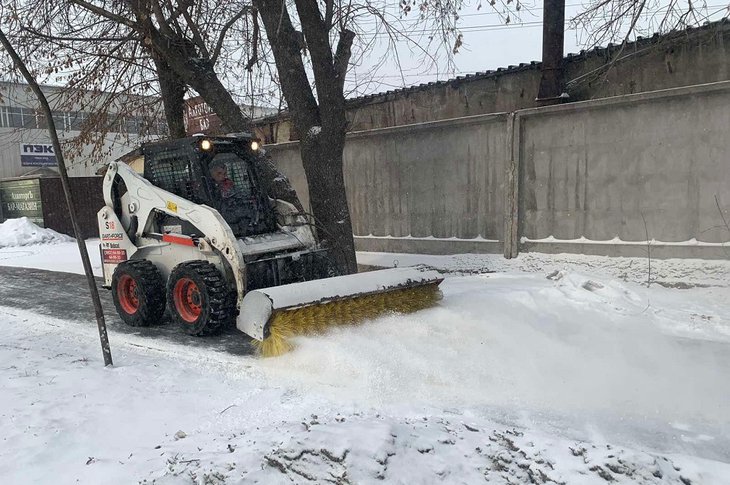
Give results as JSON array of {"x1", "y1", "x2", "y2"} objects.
[
  {"x1": 267, "y1": 115, "x2": 509, "y2": 254},
  {"x1": 518, "y1": 82, "x2": 730, "y2": 257},
  {"x1": 343, "y1": 115, "x2": 507, "y2": 241}
]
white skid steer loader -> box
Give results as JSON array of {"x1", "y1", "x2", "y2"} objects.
[{"x1": 98, "y1": 135, "x2": 442, "y2": 356}]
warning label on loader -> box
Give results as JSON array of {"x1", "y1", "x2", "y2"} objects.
[{"x1": 102, "y1": 249, "x2": 128, "y2": 263}]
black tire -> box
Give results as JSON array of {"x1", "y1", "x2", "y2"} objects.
[
  {"x1": 111, "y1": 260, "x2": 166, "y2": 327},
  {"x1": 167, "y1": 261, "x2": 237, "y2": 336}
]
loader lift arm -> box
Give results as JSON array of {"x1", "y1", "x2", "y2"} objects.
[{"x1": 101, "y1": 161, "x2": 248, "y2": 306}]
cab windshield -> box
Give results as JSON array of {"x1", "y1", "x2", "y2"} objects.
[
  {"x1": 201, "y1": 148, "x2": 276, "y2": 237},
  {"x1": 143, "y1": 139, "x2": 276, "y2": 238}
]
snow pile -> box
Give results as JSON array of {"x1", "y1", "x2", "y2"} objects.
[
  {"x1": 0, "y1": 217, "x2": 72, "y2": 248},
  {"x1": 161, "y1": 414, "x2": 723, "y2": 485},
  {"x1": 260, "y1": 272, "x2": 730, "y2": 419},
  {"x1": 0, "y1": 238, "x2": 101, "y2": 276}
]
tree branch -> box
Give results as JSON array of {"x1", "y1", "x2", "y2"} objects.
[
  {"x1": 19, "y1": 25, "x2": 135, "y2": 43},
  {"x1": 254, "y1": 0, "x2": 319, "y2": 129},
  {"x1": 69, "y1": 0, "x2": 137, "y2": 29},
  {"x1": 294, "y1": 0, "x2": 343, "y2": 109},
  {"x1": 245, "y1": 9, "x2": 260, "y2": 71},
  {"x1": 212, "y1": 6, "x2": 249, "y2": 64},
  {"x1": 325, "y1": 0, "x2": 334, "y2": 31},
  {"x1": 181, "y1": 5, "x2": 211, "y2": 58},
  {"x1": 148, "y1": 0, "x2": 174, "y2": 36},
  {"x1": 333, "y1": 28, "x2": 354, "y2": 92},
  {"x1": 294, "y1": 0, "x2": 332, "y2": 66}
]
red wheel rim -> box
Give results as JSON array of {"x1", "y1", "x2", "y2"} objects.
[
  {"x1": 117, "y1": 274, "x2": 139, "y2": 314},
  {"x1": 174, "y1": 277, "x2": 202, "y2": 323}
]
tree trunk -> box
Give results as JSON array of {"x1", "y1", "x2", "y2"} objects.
[
  {"x1": 152, "y1": 55, "x2": 186, "y2": 138},
  {"x1": 300, "y1": 129, "x2": 357, "y2": 274},
  {"x1": 254, "y1": 0, "x2": 358, "y2": 274}
]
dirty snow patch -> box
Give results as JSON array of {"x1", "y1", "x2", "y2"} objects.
[{"x1": 0, "y1": 217, "x2": 72, "y2": 248}]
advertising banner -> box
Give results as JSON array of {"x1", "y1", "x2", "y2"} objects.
[
  {"x1": 20, "y1": 142, "x2": 57, "y2": 167},
  {"x1": 0, "y1": 179, "x2": 44, "y2": 226}
]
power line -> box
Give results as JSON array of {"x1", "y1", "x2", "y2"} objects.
[
  {"x1": 364, "y1": 11, "x2": 727, "y2": 40},
  {"x1": 358, "y1": 3, "x2": 728, "y2": 36},
  {"x1": 354, "y1": 2, "x2": 726, "y2": 26}
]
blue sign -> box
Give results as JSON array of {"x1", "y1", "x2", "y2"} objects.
[{"x1": 20, "y1": 142, "x2": 57, "y2": 166}]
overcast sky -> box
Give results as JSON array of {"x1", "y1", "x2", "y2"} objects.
[{"x1": 340, "y1": 1, "x2": 730, "y2": 98}]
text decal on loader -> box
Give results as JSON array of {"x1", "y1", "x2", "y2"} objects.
[{"x1": 102, "y1": 249, "x2": 128, "y2": 263}]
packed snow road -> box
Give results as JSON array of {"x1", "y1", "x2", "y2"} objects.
[
  {"x1": 1, "y1": 236, "x2": 730, "y2": 483},
  {"x1": 0, "y1": 265, "x2": 252, "y2": 356}
]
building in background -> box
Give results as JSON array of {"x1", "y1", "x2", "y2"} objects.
[
  {"x1": 0, "y1": 81, "x2": 165, "y2": 179},
  {"x1": 0, "y1": 81, "x2": 165, "y2": 231}
]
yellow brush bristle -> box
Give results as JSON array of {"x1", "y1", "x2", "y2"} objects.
[{"x1": 253, "y1": 283, "x2": 442, "y2": 357}]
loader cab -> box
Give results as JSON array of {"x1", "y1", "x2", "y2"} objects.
[{"x1": 142, "y1": 136, "x2": 277, "y2": 238}]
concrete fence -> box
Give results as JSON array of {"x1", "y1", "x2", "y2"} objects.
[{"x1": 266, "y1": 81, "x2": 730, "y2": 259}]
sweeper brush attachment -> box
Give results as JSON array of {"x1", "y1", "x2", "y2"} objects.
[{"x1": 238, "y1": 267, "x2": 444, "y2": 357}]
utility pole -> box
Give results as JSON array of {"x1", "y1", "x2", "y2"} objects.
[
  {"x1": 537, "y1": 0, "x2": 567, "y2": 103},
  {"x1": 0, "y1": 27, "x2": 113, "y2": 366}
]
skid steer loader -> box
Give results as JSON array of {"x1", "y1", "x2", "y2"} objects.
[{"x1": 98, "y1": 135, "x2": 442, "y2": 356}]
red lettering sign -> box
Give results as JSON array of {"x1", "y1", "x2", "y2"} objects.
[{"x1": 102, "y1": 249, "x2": 128, "y2": 263}]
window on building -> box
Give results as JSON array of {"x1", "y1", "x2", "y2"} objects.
[
  {"x1": 0, "y1": 106, "x2": 9, "y2": 127},
  {"x1": 0, "y1": 104, "x2": 163, "y2": 134},
  {"x1": 136, "y1": 117, "x2": 164, "y2": 136},
  {"x1": 7, "y1": 107, "x2": 24, "y2": 128},
  {"x1": 51, "y1": 111, "x2": 71, "y2": 131},
  {"x1": 147, "y1": 118, "x2": 168, "y2": 136},
  {"x1": 124, "y1": 117, "x2": 139, "y2": 134},
  {"x1": 0, "y1": 107, "x2": 47, "y2": 129},
  {"x1": 69, "y1": 111, "x2": 86, "y2": 131}
]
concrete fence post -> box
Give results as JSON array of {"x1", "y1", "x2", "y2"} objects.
[{"x1": 503, "y1": 112, "x2": 521, "y2": 259}]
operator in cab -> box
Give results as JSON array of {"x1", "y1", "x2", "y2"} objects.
[{"x1": 209, "y1": 160, "x2": 235, "y2": 198}]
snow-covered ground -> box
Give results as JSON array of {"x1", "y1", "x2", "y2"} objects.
[
  {"x1": 1, "y1": 228, "x2": 729, "y2": 483},
  {"x1": 0, "y1": 217, "x2": 102, "y2": 276}
]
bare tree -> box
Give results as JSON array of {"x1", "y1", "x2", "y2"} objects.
[
  {"x1": 3, "y1": 0, "x2": 522, "y2": 273},
  {"x1": 571, "y1": 0, "x2": 717, "y2": 48},
  {"x1": 250, "y1": 1, "x2": 481, "y2": 273},
  {"x1": 2, "y1": 0, "x2": 301, "y2": 205}
]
